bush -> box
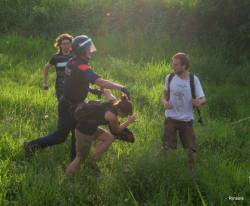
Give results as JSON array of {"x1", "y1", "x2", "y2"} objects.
[{"x1": 1, "y1": 0, "x2": 249, "y2": 58}]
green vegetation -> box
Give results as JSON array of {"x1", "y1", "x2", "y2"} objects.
[{"x1": 0, "y1": 0, "x2": 249, "y2": 205}]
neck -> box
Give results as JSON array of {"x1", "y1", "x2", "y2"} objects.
[
  {"x1": 176, "y1": 70, "x2": 189, "y2": 79},
  {"x1": 62, "y1": 50, "x2": 70, "y2": 55}
]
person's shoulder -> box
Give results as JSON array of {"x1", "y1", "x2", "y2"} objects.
[
  {"x1": 72, "y1": 58, "x2": 91, "y2": 71},
  {"x1": 165, "y1": 73, "x2": 171, "y2": 80},
  {"x1": 193, "y1": 74, "x2": 201, "y2": 82},
  {"x1": 49, "y1": 53, "x2": 58, "y2": 60},
  {"x1": 165, "y1": 72, "x2": 176, "y2": 82}
]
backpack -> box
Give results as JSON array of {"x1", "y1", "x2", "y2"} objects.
[{"x1": 167, "y1": 73, "x2": 203, "y2": 125}]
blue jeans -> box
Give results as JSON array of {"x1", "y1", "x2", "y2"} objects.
[{"x1": 27, "y1": 99, "x2": 77, "y2": 159}]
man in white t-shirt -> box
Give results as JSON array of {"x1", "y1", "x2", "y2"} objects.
[{"x1": 162, "y1": 52, "x2": 206, "y2": 169}]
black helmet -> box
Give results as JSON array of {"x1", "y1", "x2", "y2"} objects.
[{"x1": 72, "y1": 35, "x2": 96, "y2": 56}]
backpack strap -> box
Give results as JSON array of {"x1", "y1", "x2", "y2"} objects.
[
  {"x1": 189, "y1": 73, "x2": 203, "y2": 125},
  {"x1": 189, "y1": 73, "x2": 195, "y2": 98},
  {"x1": 167, "y1": 73, "x2": 175, "y2": 101}
]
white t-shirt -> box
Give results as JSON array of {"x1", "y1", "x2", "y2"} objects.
[{"x1": 164, "y1": 74, "x2": 205, "y2": 121}]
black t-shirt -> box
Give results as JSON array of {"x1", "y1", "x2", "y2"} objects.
[
  {"x1": 49, "y1": 52, "x2": 73, "y2": 91},
  {"x1": 63, "y1": 56, "x2": 101, "y2": 104},
  {"x1": 77, "y1": 102, "x2": 117, "y2": 135}
]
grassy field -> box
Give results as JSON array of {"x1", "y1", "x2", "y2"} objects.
[{"x1": 0, "y1": 35, "x2": 249, "y2": 206}]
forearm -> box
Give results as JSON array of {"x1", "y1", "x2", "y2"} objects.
[
  {"x1": 43, "y1": 66, "x2": 49, "y2": 84},
  {"x1": 162, "y1": 90, "x2": 168, "y2": 103},
  {"x1": 95, "y1": 78, "x2": 124, "y2": 90},
  {"x1": 105, "y1": 93, "x2": 116, "y2": 102},
  {"x1": 117, "y1": 121, "x2": 130, "y2": 133}
]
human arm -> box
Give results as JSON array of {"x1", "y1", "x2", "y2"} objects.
[
  {"x1": 192, "y1": 97, "x2": 207, "y2": 107},
  {"x1": 192, "y1": 76, "x2": 207, "y2": 107},
  {"x1": 95, "y1": 78, "x2": 130, "y2": 99},
  {"x1": 105, "y1": 112, "x2": 136, "y2": 134},
  {"x1": 43, "y1": 63, "x2": 52, "y2": 89},
  {"x1": 102, "y1": 89, "x2": 117, "y2": 102}
]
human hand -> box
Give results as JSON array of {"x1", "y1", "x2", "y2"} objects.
[
  {"x1": 163, "y1": 100, "x2": 172, "y2": 109},
  {"x1": 43, "y1": 83, "x2": 49, "y2": 90},
  {"x1": 127, "y1": 115, "x2": 136, "y2": 123},
  {"x1": 121, "y1": 87, "x2": 130, "y2": 100},
  {"x1": 192, "y1": 99, "x2": 202, "y2": 106}
]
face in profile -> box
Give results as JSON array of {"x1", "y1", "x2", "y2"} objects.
[{"x1": 84, "y1": 47, "x2": 92, "y2": 59}]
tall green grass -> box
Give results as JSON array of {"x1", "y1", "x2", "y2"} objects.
[{"x1": 0, "y1": 35, "x2": 249, "y2": 205}]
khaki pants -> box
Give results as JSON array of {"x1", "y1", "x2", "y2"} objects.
[
  {"x1": 75, "y1": 128, "x2": 105, "y2": 157},
  {"x1": 163, "y1": 117, "x2": 196, "y2": 152}
]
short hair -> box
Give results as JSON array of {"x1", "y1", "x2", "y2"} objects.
[
  {"x1": 54, "y1": 33, "x2": 73, "y2": 51},
  {"x1": 172, "y1": 52, "x2": 190, "y2": 70},
  {"x1": 114, "y1": 95, "x2": 133, "y2": 115}
]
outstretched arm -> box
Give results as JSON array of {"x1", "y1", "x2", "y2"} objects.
[
  {"x1": 95, "y1": 78, "x2": 124, "y2": 90},
  {"x1": 102, "y1": 89, "x2": 117, "y2": 102},
  {"x1": 95, "y1": 78, "x2": 130, "y2": 99}
]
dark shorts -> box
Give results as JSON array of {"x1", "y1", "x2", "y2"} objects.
[{"x1": 163, "y1": 117, "x2": 196, "y2": 152}]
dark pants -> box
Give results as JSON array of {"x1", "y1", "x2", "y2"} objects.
[
  {"x1": 56, "y1": 89, "x2": 63, "y2": 102},
  {"x1": 27, "y1": 99, "x2": 77, "y2": 159}
]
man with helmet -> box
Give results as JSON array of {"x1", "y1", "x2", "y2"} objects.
[{"x1": 24, "y1": 35, "x2": 130, "y2": 160}]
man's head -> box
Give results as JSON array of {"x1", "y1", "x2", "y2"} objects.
[
  {"x1": 171, "y1": 52, "x2": 190, "y2": 75},
  {"x1": 72, "y1": 35, "x2": 96, "y2": 60},
  {"x1": 114, "y1": 95, "x2": 133, "y2": 118},
  {"x1": 54, "y1": 33, "x2": 73, "y2": 54}
]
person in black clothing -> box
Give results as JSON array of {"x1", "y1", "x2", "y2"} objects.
[
  {"x1": 66, "y1": 89, "x2": 136, "y2": 175},
  {"x1": 24, "y1": 35, "x2": 131, "y2": 160},
  {"x1": 43, "y1": 33, "x2": 73, "y2": 100}
]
